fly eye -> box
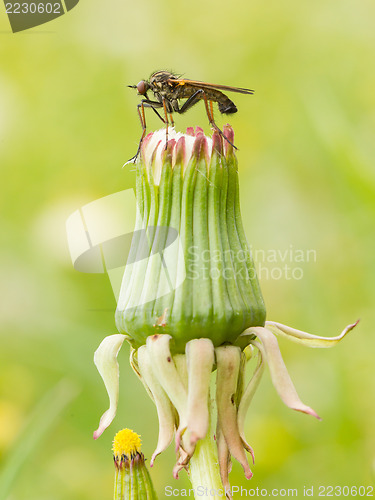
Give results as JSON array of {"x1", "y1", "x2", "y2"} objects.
[{"x1": 137, "y1": 81, "x2": 147, "y2": 95}]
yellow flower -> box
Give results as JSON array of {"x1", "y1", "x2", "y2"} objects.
[{"x1": 112, "y1": 428, "x2": 141, "y2": 460}]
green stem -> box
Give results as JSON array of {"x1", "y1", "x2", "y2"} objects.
[{"x1": 188, "y1": 397, "x2": 224, "y2": 500}]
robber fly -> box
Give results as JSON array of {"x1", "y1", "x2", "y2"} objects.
[{"x1": 127, "y1": 70, "x2": 254, "y2": 162}]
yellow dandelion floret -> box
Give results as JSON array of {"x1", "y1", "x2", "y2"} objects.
[{"x1": 112, "y1": 428, "x2": 142, "y2": 458}]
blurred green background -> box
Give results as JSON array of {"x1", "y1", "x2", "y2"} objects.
[{"x1": 0, "y1": 0, "x2": 374, "y2": 498}]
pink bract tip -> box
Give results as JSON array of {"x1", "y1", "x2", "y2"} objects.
[
  {"x1": 186, "y1": 127, "x2": 195, "y2": 136},
  {"x1": 175, "y1": 137, "x2": 186, "y2": 164},
  {"x1": 223, "y1": 124, "x2": 235, "y2": 156},
  {"x1": 192, "y1": 133, "x2": 205, "y2": 159},
  {"x1": 162, "y1": 139, "x2": 176, "y2": 162},
  {"x1": 212, "y1": 130, "x2": 223, "y2": 155},
  {"x1": 141, "y1": 132, "x2": 153, "y2": 151},
  {"x1": 201, "y1": 135, "x2": 209, "y2": 162},
  {"x1": 193, "y1": 132, "x2": 209, "y2": 162}
]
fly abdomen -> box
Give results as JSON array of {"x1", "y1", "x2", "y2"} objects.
[{"x1": 218, "y1": 98, "x2": 237, "y2": 114}]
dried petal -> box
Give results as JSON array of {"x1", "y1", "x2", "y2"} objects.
[
  {"x1": 170, "y1": 354, "x2": 194, "y2": 456},
  {"x1": 146, "y1": 335, "x2": 188, "y2": 448},
  {"x1": 250, "y1": 328, "x2": 321, "y2": 420},
  {"x1": 265, "y1": 320, "x2": 359, "y2": 348},
  {"x1": 216, "y1": 345, "x2": 253, "y2": 479},
  {"x1": 186, "y1": 339, "x2": 215, "y2": 444},
  {"x1": 137, "y1": 346, "x2": 176, "y2": 466},
  {"x1": 173, "y1": 447, "x2": 189, "y2": 479},
  {"x1": 93, "y1": 334, "x2": 126, "y2": 439},
  {"x1": 216, "y1": 424, "x2": 232, "y2": 499},
  {"x1": 237, "y1": 347, "x2": 264, "y2": 463}
]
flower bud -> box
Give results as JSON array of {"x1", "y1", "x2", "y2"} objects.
[
  {"x1": 115, "y1": 126, "x2": 266, "y2": 352},
  {"x1": 113, "y1": 428, "x2": 157, "y2": 500}
]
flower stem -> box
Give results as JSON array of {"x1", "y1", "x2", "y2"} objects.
[{"x1": 188, "y1": 397, "x2": 224, "y2": 499}]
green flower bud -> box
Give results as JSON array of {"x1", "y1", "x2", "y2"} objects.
[{"x1": 115, "y1": 126, "x2": 266, "y2": 352}]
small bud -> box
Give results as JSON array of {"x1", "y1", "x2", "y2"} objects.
[{"x1": 113, "y1": 429, "x2": 158, "y2": 499}]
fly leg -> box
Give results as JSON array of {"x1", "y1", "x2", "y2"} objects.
[
  {"x1": 178, "y1": 89, "x2": 204, "y2": 114},
  {"x1": 126, "y1": 99, "x2": 164, "y2": 163},
  {"x1": 177, "y1": 90, "x2": 237, "y2": 149},
  {"x1": 162, "y1": 98, "x2": 170, "y2": 150},
  {"x1": 135, "y1": 101, "x2": 147, "y2": 160},
  {"x1": 202, "y1": 92, "x2": 237, "y2": 150}
]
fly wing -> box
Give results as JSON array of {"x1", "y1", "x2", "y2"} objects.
[{"x1": 167, "y1": 78, "x2": 254, "y2": 95}]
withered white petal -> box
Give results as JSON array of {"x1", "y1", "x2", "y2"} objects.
[
  {"x1": 237, "y1": 345, "x2": 264, "y2": 462},
  {"x1": 137, "y1": 345, "x2": 176, "y2": 466},
  {"x1": 216, "y1": 424, "x2": 232, "y2": 499},
  {"x1": 249, "y1": 328, "x2": 321, "y2": 420},
  {"x1": 93, "y1": 334, "x2": 126, "y2": 439},
  {"x1": 186, "y1": 339, "x2": 215, "y2": 444},
  {"x1": 216, "y1": 345, "x2": 253, "y2": 479},
  {"x1": 265, "y1": 320, "x2": 358, "y2": 348},
  {"x1": 146, "y1": 334, "x2": 188, "y2": 449}
]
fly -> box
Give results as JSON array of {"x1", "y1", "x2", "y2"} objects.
[{"x1": 127, "y1": 70, "x2": 254, "y2": 162}]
